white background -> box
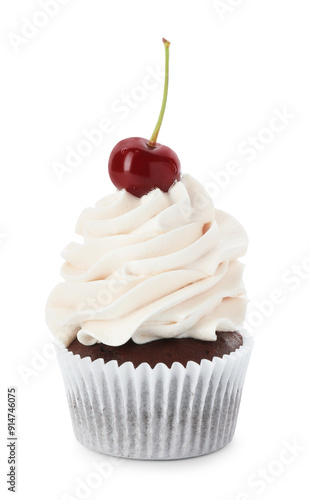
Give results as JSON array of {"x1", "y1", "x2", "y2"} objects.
[{"x1": 1, "y1": 0, "x2": 308, "y2": 499}]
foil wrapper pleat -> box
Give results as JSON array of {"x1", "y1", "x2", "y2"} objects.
[{"x1": 55, "y1": 331, "x2": 253, "y2": 460}]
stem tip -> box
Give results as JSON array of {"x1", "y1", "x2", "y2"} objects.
[{"x1": 162, "y1": 38, "x2": 171, "y2": 47}]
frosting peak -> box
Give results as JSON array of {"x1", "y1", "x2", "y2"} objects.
[{"x1": 46, "y1": 175, "x2": 248, "y2": 347}]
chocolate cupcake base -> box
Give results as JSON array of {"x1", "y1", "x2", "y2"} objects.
[
  {"x1": 56, "y1": 331, "x2": 253, "y2": 460},
  {"x1": 68, "y1": 331, "x2": 243, "y2": 368}
]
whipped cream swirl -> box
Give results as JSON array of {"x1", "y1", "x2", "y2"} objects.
[{"x1": 46, "y1": 175, "x2": 248, "y2": 347}]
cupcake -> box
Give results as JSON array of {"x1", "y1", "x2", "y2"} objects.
[{"x1": 46, "y1": 39, "x2": 253, "y2": 460}]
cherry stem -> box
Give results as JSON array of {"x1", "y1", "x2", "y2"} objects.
[{"x1": 148, "y1": 38, "x2": 171, "y2": 148}]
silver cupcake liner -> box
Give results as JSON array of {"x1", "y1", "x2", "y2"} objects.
[{"x1": 55, "y1": 331, "x2": 253, "y2": 460}]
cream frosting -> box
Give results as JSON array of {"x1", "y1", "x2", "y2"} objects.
[{"x1": 46, "y1": 174, "x2": 248, "y2": 347}]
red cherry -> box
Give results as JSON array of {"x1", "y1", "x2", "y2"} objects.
[
  {"x1": 108, "y1": 38, "x2": 181, "y2": 198},
  {"x1": 108, "y1": 137, "x2": 181, "y2": 197}
]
